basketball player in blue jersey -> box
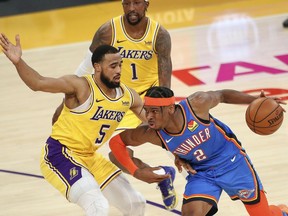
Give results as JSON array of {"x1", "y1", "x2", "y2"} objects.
[
  {"x1": 0, "y1": 33, "x2": 172, "y2": 216},
  {"x1": 109, "y1": 86, "x2": 288, "y2": 216},
  {"x1": 51, "y1": 0, "x2": 177, "y2": 210}
]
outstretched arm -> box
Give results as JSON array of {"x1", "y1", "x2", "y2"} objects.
[
  {"x1": 0, "y1": 33, "x2": 72, "y2": 93},
  {"x1": 0, "y1": 33, "x2": 89, "y2": 111},
  {"x1": 155, "y1": 26, "x2": 172, "y2": 88},
  {"x1": 188, "y1": 89, "x2": 257, "y2": 120},
  {"x1": 189, "y1": 89, "x2": 286, "y2": 120},
  {"x1": 1, "y1": 33, "x2": 81, "y2": 94}
]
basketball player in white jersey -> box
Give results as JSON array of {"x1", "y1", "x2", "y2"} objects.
[{"x1": 0, "y1": 33, "x2": 170, "y2": 216}]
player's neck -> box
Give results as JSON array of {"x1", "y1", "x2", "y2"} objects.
[
  {"x1": 123, "y1": 17, "x2": 148, "y2": 39},
  {"x1": 164, "y1": 106, "x2": 184, "y2": 134}
]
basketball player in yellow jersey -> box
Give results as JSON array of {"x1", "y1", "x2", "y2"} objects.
[
  {"x1": 0, "y1": 33, "x2": 170, "y2": 216},
  {"x1": 73, "y1": 0, "x2": 177, "y2": 210},
  {"x1": 51, "y1": 0, "x2": 177, "y2": 210},
  {"x1": 108, "y1": 14, "x2": 163, "y2": 129},
  {"x1": 66, "y1": 0, "x2": 172, "y2": 130}
]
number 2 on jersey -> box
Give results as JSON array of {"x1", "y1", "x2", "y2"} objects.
[{"x1": 194, "y1": 149, "x2": 207, "y2": 161}]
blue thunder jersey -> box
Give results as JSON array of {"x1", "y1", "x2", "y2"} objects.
[
  {"x1": 50, "y1": 75, "x2": 134, "y2": 155},
  {"x1": 157, "y1": 99, "x2": 247, "y2": 171}
]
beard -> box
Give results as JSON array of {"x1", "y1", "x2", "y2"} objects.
[
  {"x1": 100, "y1": 72, "x2": 120, "y2": 89},
  {"x1": 125, "y1": 12, "x2": 144, "y2": 25}
]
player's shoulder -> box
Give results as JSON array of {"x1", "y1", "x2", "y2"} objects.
[
  {"x1": 148, "y1": 19, "x2": 170, "y2": 42},
  {"x1": 157, "y1": 25, "x2": 170, "y2": 37},
  {"x1": 154, "y1": 24, "x2": 171, "y2": 50},
  {"x1": 77, "y1": 75, "x2": 92, "y2": 86},
  {"x1": 99, "y1": 20, "x2": 113, "y2": 31},
  {"x1": 124, "y1": 85, "x2": 138, "y2": 96}
]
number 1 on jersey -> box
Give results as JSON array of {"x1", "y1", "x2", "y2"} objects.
[{"x1": 130, "y1": 63, "x2": 138, "y2": 80}]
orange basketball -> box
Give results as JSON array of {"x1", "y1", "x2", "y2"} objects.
[{"x1": 245, "y1": 97, "x2": 284, "y2": 135}]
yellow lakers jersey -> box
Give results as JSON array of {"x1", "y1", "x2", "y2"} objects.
[
  {"x1": 111, "y1": 15, "x2": 160, "y2": 96},
  {"x1": 50, "y1": 75, "x2": 134, "y2": 154}
]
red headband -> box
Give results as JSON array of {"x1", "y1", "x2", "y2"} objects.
[{"x1": 144, "y1": 96, "x2": 175, "y2": 106}]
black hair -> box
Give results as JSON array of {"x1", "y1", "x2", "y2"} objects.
[
  {"x1": 145, "y1": 86, "x2": 174, "y2": 98},
  {"x1": 91, "y1": 45, "x2": 119, "y2": 64}
]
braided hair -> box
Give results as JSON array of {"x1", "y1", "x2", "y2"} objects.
[
  {"x1": 144, "y1": 86, "x2": 175, "y2": 114},
  {"x1": 145, "y1": 86, "x2": 174, "y2": 99}
]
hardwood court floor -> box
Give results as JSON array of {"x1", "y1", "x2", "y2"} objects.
[{"x1": 0, "y1": 1, "x2": 288, "y2": 215}]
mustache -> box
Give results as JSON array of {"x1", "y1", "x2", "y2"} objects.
[{"x1": 127, "y1": 11, "x2": 138, "y2": 16}]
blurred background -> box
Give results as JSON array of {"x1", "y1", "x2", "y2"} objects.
[{"x1": 0, "y1": 0, "x2": 288, "y2": 215}]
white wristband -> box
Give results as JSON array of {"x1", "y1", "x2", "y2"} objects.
[{"x1": 153, "y1": 168, "x2": 166, "y2": 175}]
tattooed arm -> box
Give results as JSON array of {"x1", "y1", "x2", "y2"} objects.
[
  {"x1": 155, "y1": 25, "x2": 172, "y2": 88},
  {"x1": 89, "y1": 21, "x2": 113, "y2": 52}
]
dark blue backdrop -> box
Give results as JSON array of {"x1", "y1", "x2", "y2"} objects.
[{"x1": 0, "y1": 0, "x2": 108, "y2": 17}]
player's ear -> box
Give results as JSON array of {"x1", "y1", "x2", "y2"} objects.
[
  {"x1": 145, "y1": 1, "x2": 149, "y2": 9},
  {"x1": 168, "y1": 104, "x2": 175, "y2": 114},
  {"x1": 93, "y1": 63, "x2": 101, "y2": 73}
]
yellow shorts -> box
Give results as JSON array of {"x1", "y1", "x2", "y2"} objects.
[{"x1": 40, "y1": 137, "x2": 121, "y2": 199}]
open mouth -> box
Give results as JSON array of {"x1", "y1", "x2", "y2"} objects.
[
  {"x1": 128, "y1": 13, "x2": 138, "y2": 21},
  {"x1": 114, "y1": 75, "x2": 121, "y2": 81},
  {"x1": 148, "y1": 121, "x2": 155, "y2": 128}
]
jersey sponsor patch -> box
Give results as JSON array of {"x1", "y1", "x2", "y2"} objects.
[
  {"x1": 188, "y1": 120, "x2": 198, "y2": 132},
  {"x1": 122, "y1": 100, "x2": 130, "y2": 106},
  {"x1": 144, "y1": 41, "x2": 152, "y2": 45}
]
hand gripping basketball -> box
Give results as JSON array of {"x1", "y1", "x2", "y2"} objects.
[{"x1": 245, "y1": 97, "x2": 285, "y2": 135}]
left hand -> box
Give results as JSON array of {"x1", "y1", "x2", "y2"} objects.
[{"x1": 0, "y1": 33, "x2": 22, "y2": 64}]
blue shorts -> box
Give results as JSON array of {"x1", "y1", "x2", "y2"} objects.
[{"x1": 183, "y1": 154, "x2": 263, "y2": 214}]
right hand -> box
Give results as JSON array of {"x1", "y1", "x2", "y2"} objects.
[
  {"x1": 174, "y1": 155, "x2": 197, "y2": 175},
  {"x1": 133, "y1": 167, "x2": 170, "y2": 184},
  {"x1": 259, "y1": 90, "x2": 287, "y2": 107},
  {"x1": 0, "y1": 33, "x2": 22, "y2": 64}
]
